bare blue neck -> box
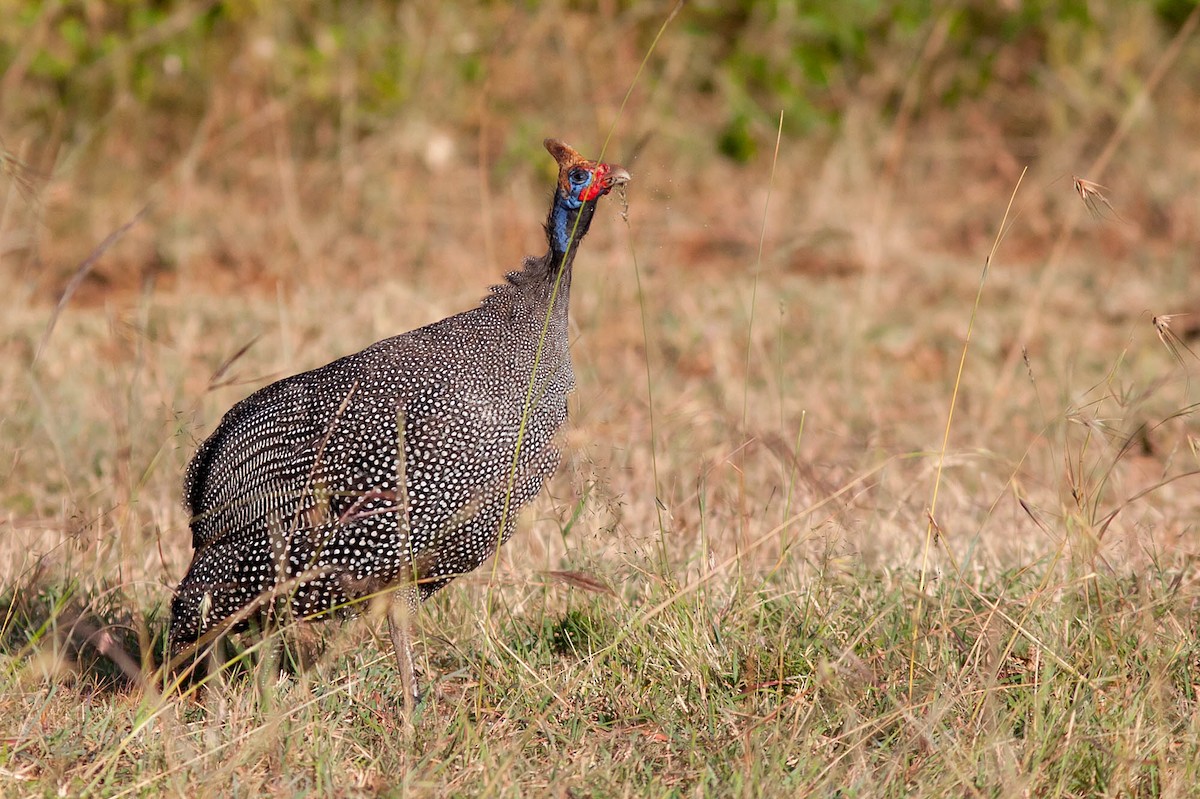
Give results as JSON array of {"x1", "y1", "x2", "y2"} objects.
[{"x1": 548, "y1": 189, "x2": 596, "y2": 268}]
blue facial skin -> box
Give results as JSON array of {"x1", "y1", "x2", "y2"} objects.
[{"x1": 551, "y1": 168, "x2": 595, "y2": 254}]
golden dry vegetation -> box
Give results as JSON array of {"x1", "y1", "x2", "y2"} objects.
[{"x1": 3, "y1": 2, "x2": 1200, "y2": 796}]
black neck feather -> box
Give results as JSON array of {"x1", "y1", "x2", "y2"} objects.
[{"x1": 482, "y1": 190, "x2": 599, "y2": 313}]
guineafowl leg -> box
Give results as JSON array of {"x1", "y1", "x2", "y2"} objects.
[{"x1": 387, "y1": 586, "x2": 422, "y2": 713}]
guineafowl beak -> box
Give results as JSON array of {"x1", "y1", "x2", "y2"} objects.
[
  {"x1": 579, "y1": 162, "x2": 630, "y2": 202},
  {"x1": 603, "y1": 164, "x2": 631, "y2": 189}
]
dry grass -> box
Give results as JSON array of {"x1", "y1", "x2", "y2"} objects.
[{"x1": 4, "y1": 2, "x2": 1200, "y2": 796}]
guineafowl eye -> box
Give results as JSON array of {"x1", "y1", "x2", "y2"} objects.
[{"x1": 170, "y1": 137, "x2": 630, "y2": 712}]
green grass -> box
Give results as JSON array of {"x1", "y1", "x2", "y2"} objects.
[
  {"x1": 5, "y1": 558, "x2": 1200, "y2": 795},
  {"x1": 4, "y1": 1, "x2": 1200, "y2": 796}
]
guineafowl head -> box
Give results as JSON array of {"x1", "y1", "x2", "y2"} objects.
[{"x1": 543, "y1": 138, "x2": 630, "y2": 261}]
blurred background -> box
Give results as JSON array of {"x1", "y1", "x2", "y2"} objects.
[{"x1": 4, "y1": 1, "x2": 1197, "y2": 289}]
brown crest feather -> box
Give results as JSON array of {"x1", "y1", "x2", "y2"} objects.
[{"x1": 544, "y1": 138, "x2": 596, "y2": 191}]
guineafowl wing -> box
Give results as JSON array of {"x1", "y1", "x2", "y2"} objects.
[{"x1": 183, "y1": 354, "x2": 370, "y2": 552}]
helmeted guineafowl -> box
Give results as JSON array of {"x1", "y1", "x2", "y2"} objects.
[{"x1": 169, "y1": 138, "x2": 630, "y2": 706}]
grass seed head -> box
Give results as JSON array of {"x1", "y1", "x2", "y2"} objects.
[{"x1": 1072, "y1": 174, "x2": 1121, "y2": 221}]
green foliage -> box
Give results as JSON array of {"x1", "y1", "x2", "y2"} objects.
[
  {"x1": 1, "y1": 1, "x2": 1185, "y2": 166},
  {"x1": 3, "y1": 1, "x2": 424, "y2": 157},
  {"x1": 717, "y1": 114, "x2": 756, "y2": 163},
  {"x1": 1156, "y1": 0, "x2": 1200, "y2": 30},
  {"x1": 688, "y1": 0, "x2": 1158, "y2": 158}
]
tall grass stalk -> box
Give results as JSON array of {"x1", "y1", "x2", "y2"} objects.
[{"x1": 909, "y1": 167, "x2": 1026, "y2": 700}]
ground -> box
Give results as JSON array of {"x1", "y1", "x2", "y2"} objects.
[{"x1": 3, "y1": 2, "x2": 1200, "y2": 796}]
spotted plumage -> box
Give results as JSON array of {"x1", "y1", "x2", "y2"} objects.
[{"x1": 169, "y1": 139, "x2": 629, "y2": 699}]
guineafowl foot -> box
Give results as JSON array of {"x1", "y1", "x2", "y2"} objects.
[{"x1": 387, "y1": 591, "x2": 422, "y2": 716}]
